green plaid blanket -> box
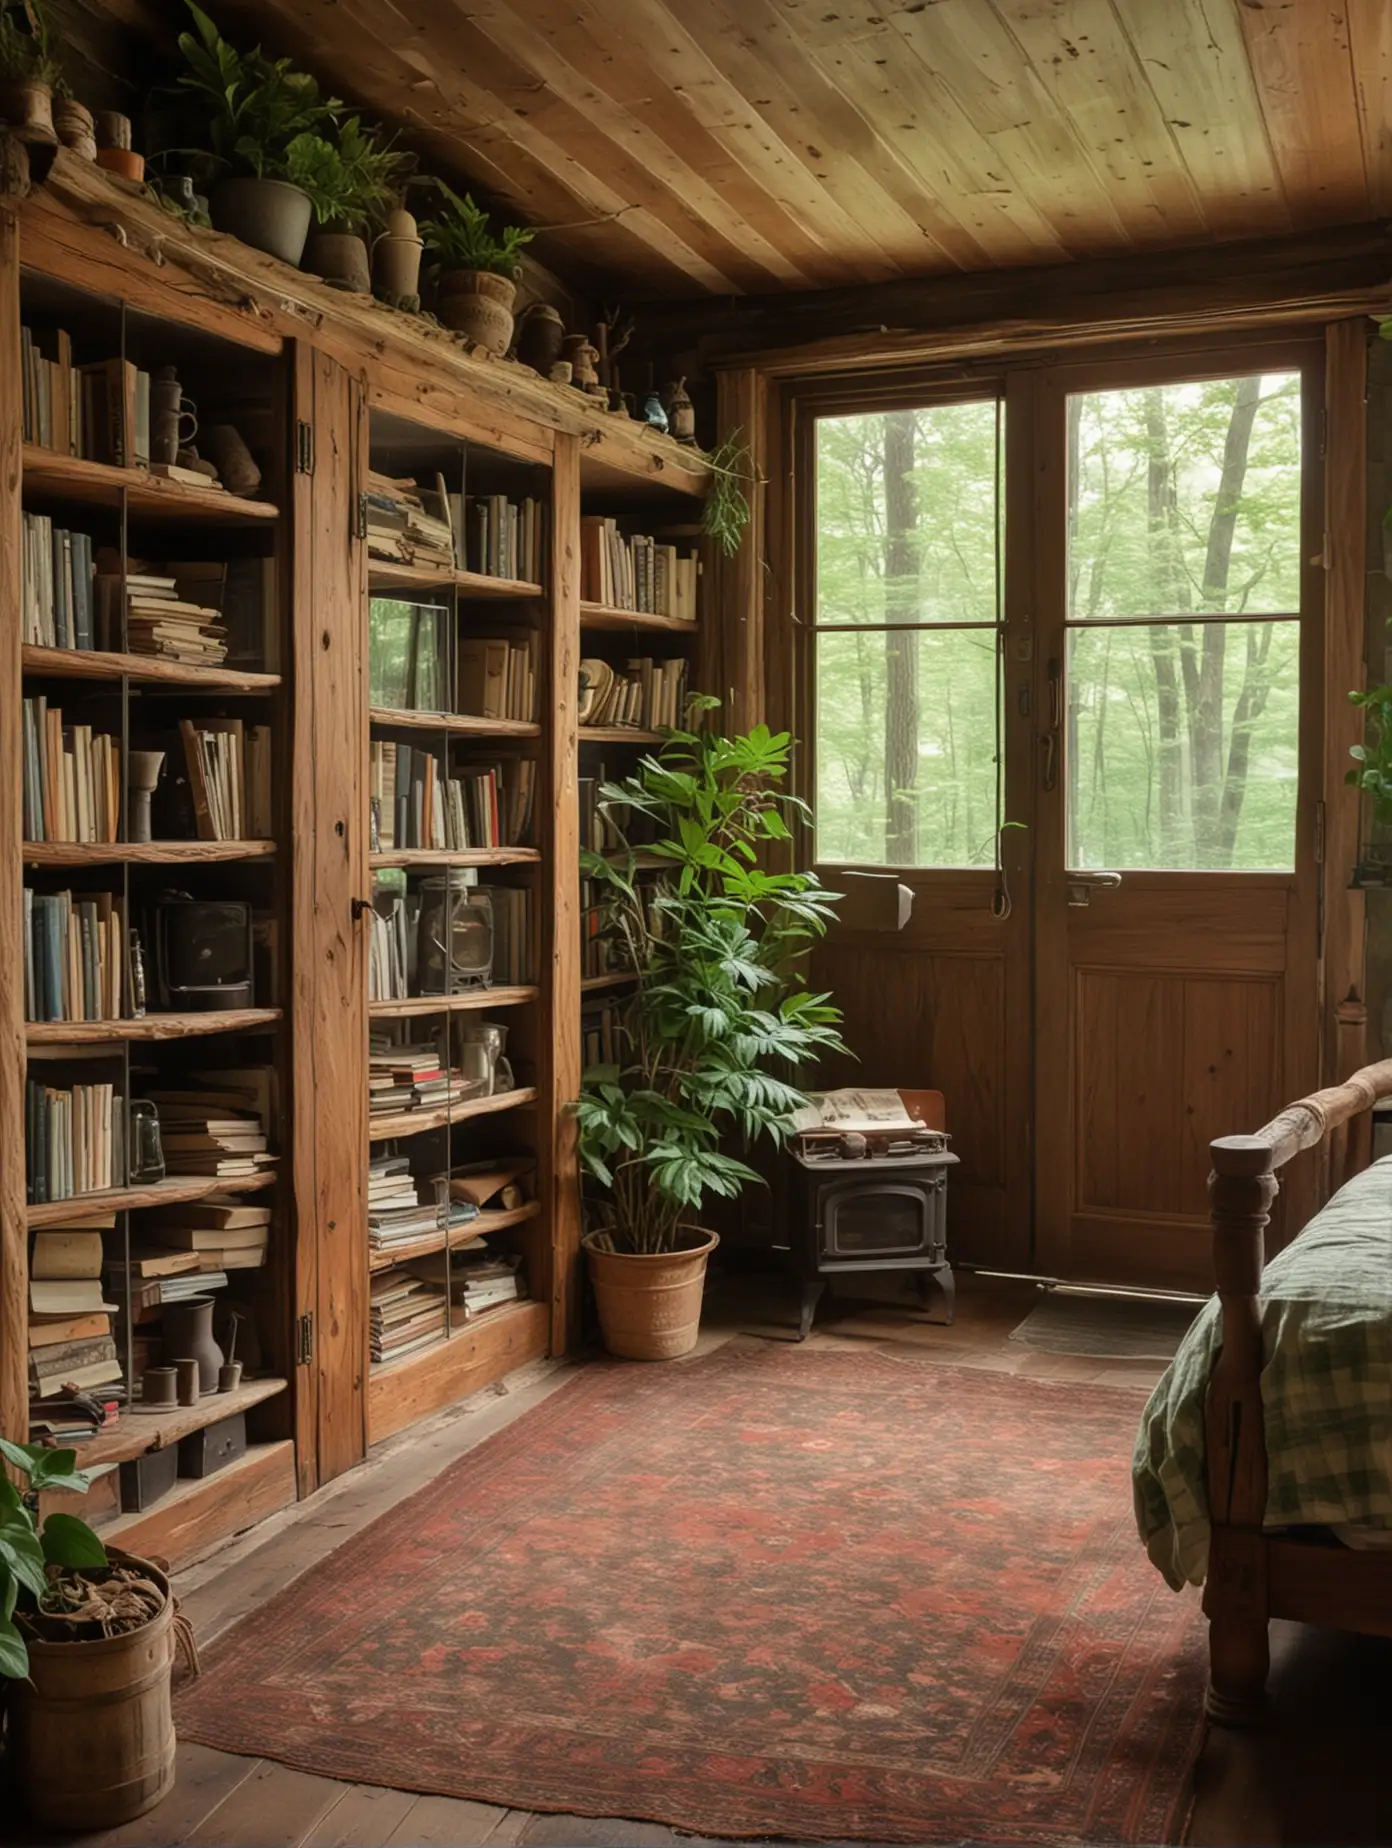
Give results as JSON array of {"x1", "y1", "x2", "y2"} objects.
[{"x1": 1134, "y1": 1155, "x2": 1392, "y2": 1589}]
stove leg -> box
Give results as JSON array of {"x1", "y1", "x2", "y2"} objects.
[
  {"x1": 917, "y1": 1266, "x2": 956, "y2": 1325},
  {"x1": 797, "y1": 1278, "x2": 826, "y2": 1341}
]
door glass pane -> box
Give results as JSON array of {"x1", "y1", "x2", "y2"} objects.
[
  {"x1": 1068, "y1": 620, "x2": 1300, "y2": 870},
  {"x1": 815, "y1": 628, "x2": 1000, "y2": 867},
  {"x1": 1068, "y1": 374, "x2": 1302, "y2": 619},
  {"x1": 815, "y1": 402, "x2": 1000, "y2": 626}
]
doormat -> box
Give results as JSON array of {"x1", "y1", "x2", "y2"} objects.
[
  {"x1": 176, "y1": 1343, "x2": 1206, "y2": 1844},
  {"x1": 1009, "y1": 1293, "x2": 1200, "y2": 1361}
]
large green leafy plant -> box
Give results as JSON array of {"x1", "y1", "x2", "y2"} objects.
[
  {"x1": 0, "y1": 1438, "x2": 107, "y2": 1679},
  {"x1": 0, "y1": 0, "x2": 61, "y2": 86},
  {"x1": 575, "y1": 711, "x2": 845, "y2": 1254},
  {"x1": 419, "y1": 180, "x2": 534, "y2": 275}
]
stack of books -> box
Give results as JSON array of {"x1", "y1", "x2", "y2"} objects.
[
  {"x1": 370, "y1": 743, "x2": 535, "y2": 854},
  {"x1": 578, "y1": 657, "x2": 688, "y2": 731},
  {"x1": 21, "y1": 513, "x2": 96, "y2": 649},
  {"x1": 24, "y1": 889, "x2": 126, "y2": 1022},
  {"x1": 180, "y1": 717, "x2": 273, "y2": 841},
  {"x1": 28, "y1": 1224, "x2": 122, "y2": 1399},
  {"x1": 462, "y1": 494, "x2": 545, "y2": 584},
  {"x1": 20, "y1": 328, "x2": 152, "y2": 466},
  {"x1": 140, "y1": 1199, "x2": 272, "y2": 1273},
  {"x1": 367, "y1": 1156, "x2": 479, "y2": 1255},
  {"x1": 23, "y1": 699, "x2": 121, "y2": 843},
  {"x1": 365, "y1": 472, "x2": 455, "y2": 570},
  {"x1": 403, "y1": 1248, "x2": 526, "y2": 1322},
  {"x1": 145, "y1": 1074, "x2": 276, "y2": 1180},
  {"x1": 369, "y1": 1267, "x2": 445, "y2": 1364},
  {"x1": 477, "y1": 886, "x2": 532, "y2": 986},
  {"x1": 456, "y1": 635, "x2": 536, "y2": 722},
  {"x1": 580, "y1": 518, "x2": 700, "y2": 620},
  {"x1": 96, "y1": 559, "x2": 229, "y2": 666},
  {"x1": 25, "y1": 1079, "x2": 119, "y2": 1203},
  {"x1": 368, "y1": 886, "x2": 411, "y2": 1002},
  {"x1": 368, "y1": 1038, "x2": 463, "y2": 1119}
]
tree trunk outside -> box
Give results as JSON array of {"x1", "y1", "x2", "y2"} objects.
[{"x1": 883, "y1": 411, "x2": 920, "y2": 864}]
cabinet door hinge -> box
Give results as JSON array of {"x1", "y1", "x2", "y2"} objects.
[
  {"x1": 295, "y1": 420, "x2": 315, "y2": 475},
  {"x1": 355, "y1": 492, "x2": 369, "y2": 541},
  {"x1": 296, "y1": 1312, "x2": 315, "y2": 1365},
  {"x1": 1315, "y1": 800, "x2": 1326, "y2": 866}
]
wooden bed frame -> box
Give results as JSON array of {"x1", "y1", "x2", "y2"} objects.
[{"x1": 1205, "y1": 1058, "x2": 1392, "y2": 1724}]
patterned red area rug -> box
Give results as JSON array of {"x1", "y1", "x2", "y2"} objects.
[{"x1": 177, "y1": 1343, "x2": 1206, "y2": 1843}]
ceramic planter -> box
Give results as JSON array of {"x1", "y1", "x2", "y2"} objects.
[
  {"x1": 210, "y1": 176, "x2": 313, "y2": 267},
  {"x1": 583, "y1": 1227, "x2": 719, "y2": 1361},
  {"x1": 95, "y1": 147, "x2": 144, "y2": 182},
  {"x1": 0, "y1": 81, "x2": 56, "y2": 146},
  {"x1": 515, "y1": 301, "x2": 565, "y2": 376},
  {"x1": 52, "y1": 97, "x2": 96, "y2": 161},
  {"x1": 373, "y1": 209, "x2": 423, "y2": 306},
  {"x1": 304, "y1": 229, "x2": 372, "y2": 293},
  {"x1": 435, "y1": 269, "x2": 516, "y2": 355},
  {"x1": 161, "y1": 1293, "x2": 223, "y2": 1391}
]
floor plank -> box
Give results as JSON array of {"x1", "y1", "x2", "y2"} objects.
[
  {"x1": 299, "y1": 1784, "x2": 422, "y2": 1848},
  {"x1": 381, "y1": 1794, "x2": 518, "y2": 1847},
  {"x1": 182, "y1": 1761, "x2": 343, "y2": 1848},
  {"x1": 55, "y1": 1744, "x2": 258, "y2": 1848}
]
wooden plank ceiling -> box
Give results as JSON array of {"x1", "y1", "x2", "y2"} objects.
[{"x1": 168, "y1": 0, "x2": 1392, "y2": 297}]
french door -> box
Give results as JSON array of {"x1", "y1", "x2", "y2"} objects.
[{"x1": 799, "y1": 335, "x2": 1325, "y2": 1292}]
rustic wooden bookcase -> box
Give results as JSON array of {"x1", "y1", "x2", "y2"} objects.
[{"x1": 0, "y1": 152, "x2": 709, "y2": 1564}]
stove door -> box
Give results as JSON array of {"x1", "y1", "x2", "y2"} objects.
[{"x1": 819, "y1": 1176, "x2": 944, "y2": 1262}]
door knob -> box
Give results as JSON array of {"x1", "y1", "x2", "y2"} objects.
[{"x1": 1067, "y1": 871, "x2": 1122, "y2": 907}]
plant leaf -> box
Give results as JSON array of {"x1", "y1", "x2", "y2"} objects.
[{"x1": 39, "y1": 1513, "x2": 108, "y2": 1570}]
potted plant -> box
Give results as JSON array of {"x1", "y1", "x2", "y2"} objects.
[
  {"x1": 573, "y1": 711, "x2": 846, "y2": 1359},
  {"x1": 1, "y1": 1438, "x2": 178, "y2": 1828},
  {"x1": 0, "y1": 0, "x2": 60, "y2": 146},
  {"x1": 1348, "y1": 682, "x2": 1392, "y2": 884},
  {"x1": 419, "y1": 180, "x2": 534, "y2": 354},
  {"x1": 170, "y1": 1, "x2": 341, "y2": 266},
  {"x1": 300, "y1": 117, "x2": 414, "y2": 293}
]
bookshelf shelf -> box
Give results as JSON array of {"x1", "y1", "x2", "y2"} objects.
[
  {"x1": 26, "y1": 1168, "x2": 277, "y2": 1230},
  {"x1": 369, "y1": 986, "x2": 539, "y2": 1019},
  {"x1": 23, "y1": 839, "x2": 276, "y2": 866},
  {"x1": 21, "y1": 446, "x2": 278, "y2": 523},
  {"x1": 21, "y1": 647, "x2": 282, "y2": 692},
  {"x1": 99, "y1": 1439, "x2": 297, "y2": 1568},
  {"x1": 368, "y1": 1201, "x2": 541, "y2": 1273},
  {"x1": 579, "y1": 727, "x2": 665, "y2": 745},
  {"x1": 368, "y1": 1084, "x2": 539, "y2": 1144},
  {"x1": 74, "y1": 1377, "x2": 289, "y2": 1471},
  {"x1": 369, "y1": 705, "x2": 541, "y2": 739},
  {"x1": 581, "y1": 971, "x2": 639, "y2": 993},
  {"x1": 580, "y1": 602, "x2": 699, "y2": 636},
  {"x1": 370, "y1": 847, "x2": 540, "y2": 870},
  {"x1": 25, "y1": 1008, "x2": 283, "y2": 1045},
  {"x1": 368, "y1": 560, "x2": 544, "y2": 600}
]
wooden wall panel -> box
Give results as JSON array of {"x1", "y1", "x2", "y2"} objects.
[{"x1": 0, "y1": 204, "x2": 25, "y2": 1446}]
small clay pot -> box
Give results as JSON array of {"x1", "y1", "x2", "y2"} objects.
[
  {"x1": 218, "y1": 1360, "x2": 243, "y2": 1394},
  {"x1": 52, "y1": 97, "x2": 96, "y2": 161},
  {"x1": 304, "y1": 229, "x2": 371, "y2": 293},
  {"x1": 435, "y1": 269, "x2": 516, "y2": 356},
  {"x1": 372, "y1": 209, "x2": 423, "y2": 304},
  {"x1": 0, "y1": 81, "x2": 57, "y2": 147},
  {"x1": 174, "y1": 1358, "x2": 200, "y2": 1407},
  {"x1": 92, "y1": 109, "x2": 132, "y2": 151},
  {"x1": 96, "y1": 147, "x2": 144, "y2": 182},
  {"x1": 210, "y1": 176, "x2": 313, "y2": 266},
  {"x1": 515, "y1": 301, "x2": 565, "y2": 376},
  {"x1": 141, "y1": 1366, "x2": 177, "y2": 1407}
]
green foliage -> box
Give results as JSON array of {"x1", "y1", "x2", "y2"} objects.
[
  {"x1": 287, "y1": 116, "x2": 414, "y2": 230},
  {"x1": 700, "y1": 429, "x2": 752, "y2": 558},
  {"x1": 419, "y1": 180, "x2": 534, "y2": 276},
  {"x1": 1347, "y1": 684, "x2": 1392, "y2": 824},
  {"x1": 0, "y1": 0, "x2": 61, "y2": 87},
  {"x1": 573, "y1": 713, "x2": 846, "y2": 1254},
  {"x1": 0, "y1": 1437, "x2": 107, "y2": 1681},
  {"x1": 172, "y1": 0, "x2": 340, "y2": 184}
]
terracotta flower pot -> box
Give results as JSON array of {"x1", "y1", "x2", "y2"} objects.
[
  {"x1": 303, "y1": 229, "x2": 371, "y2": 293},
  {"x1": 435, "y1": 269, "x2": 516, "y2": 355},
  {"x1": 52, "y1": 97, "x2": 96, "y2": 161},
  {"x1": 0, "y1": 80, "x2": 56, "y2": 146},
  {"x1": 515, "y1": 301, "x2": 565, "y2": 376},
  {"x1": 95, "y1": 147, "x2": 144, "y2": 182},
  {"x1": 373, "y1": 208, "x2": 423, "y2": 306},
  {"x1": 210, "y1": 176, "x2": 313, "y2": 267},
  {"x1": 583, "y1": 1226, "x2": 719, "y2": 1361}
]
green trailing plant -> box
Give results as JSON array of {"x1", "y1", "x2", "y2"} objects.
[
  {"x1": 0, "y1": 1437, "x2": 108, "y2": 1680},
  {"x1": 701, "y1": 428, "x2": 753, "y2": 558},
  {"x1": 0, "y1": 0, "x2": 61, "y2": 87},
  {"x1": 573, "y1": 706, "x2": 846, "y2": 1255},
  {"x1": 170, "y1": 0, "x2": 340, "y2": 186},
  {"x1": 419, "y1": 179, "x2": 534, "y2": 275},
  {"x1": 1347, "y1": 683, "x2": 1392, "y2": 823}
]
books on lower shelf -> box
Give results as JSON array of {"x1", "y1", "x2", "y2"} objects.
[
  {"x1": 367, "y1": 1156, "x2": 480, "y2": 1254},
  {"x1": 578, "y1": 657, "x2": 687, "y2": 731},
  {"x1": 457, "y1": 635, "x2": 536, "y2": 722},
  {"x1": 180, "y1": 718, "x2": 273, "y2": 840},
  {"x1": 23, "y1": 698, "x2": 121, "y2": 843},
  {"x1": 580, "y1": 518, "x2": 700, "y2": 619},
  {"x1": 21, "y1": 328, "x2": 151, "y2": 466},
  {"x1": 404, "y1": 1248, "x2": 527, "y2": 1320},
  {"x1": 370, "y1": 1266, "x2": 447, "y2": 1363},
  {"x1": 24, "y1": 888, "x2": 126, "y2": 1022},
  {"x1": 368, "y1": 1036, "x2": 466, "y2": 1118},
  {"x1": 369, "y1": 742, "x2": 535, "y2": 853},
  {"x1": 25, "y1": 1079, "x2": 119, "y2": 1203},
  {"x1": 21, "y1": 513, "x2": 96, "y2": 649}
]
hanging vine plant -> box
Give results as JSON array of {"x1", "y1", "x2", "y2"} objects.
[{"x1": 701, "y1": 428, "x2": 754, "y2": 558}]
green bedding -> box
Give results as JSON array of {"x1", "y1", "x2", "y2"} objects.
[{"x1": 1133, "y1": 1155, "x2": 1392, "y2": 1589}]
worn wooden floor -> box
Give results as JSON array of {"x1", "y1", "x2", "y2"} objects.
[{"x1": 13, "y1": 1272, "x2": 1392, "y2": 1846}]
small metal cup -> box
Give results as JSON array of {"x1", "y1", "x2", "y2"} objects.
[{"x1": 174, "y1": 1358, "x2": 200, "y2": 1407}]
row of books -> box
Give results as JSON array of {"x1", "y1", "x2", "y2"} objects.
[
  {"x1": 582, "y1": 997, "x2": 623, "y2": 1069},
  {"x1": 488, "y1": 886, "x2": 532, "y2": 987},
  {"x1": 181, "y1": 717, "x2": 273, "y2": 841},
  {"x1": 23, "y1": 699, "x2": 121, "y2": 843},
  {"x1": 578, "y1": 657, "x2": 688, "y2": 732},
  {"x1": 21, "y1": 515, "x2": 96, "y2": 651},
  {"x1": 463, "y1": 494, "x2": 545, "y2": 586},
  {"x1": 20, "y1": 327, "x2": 152, "y2": 466},
  {"x1": 369, "y1": 742, "x2": 535, "y2": 853},
  {"x1": 580, "y1": 518, "x2": 700, "y2": 620},
  {"x1": 26, "y1": 1079, "x2": 119, "y2": 1202},
  {"x1": 579, "y1": 774, "x2": 660, "y2": 855},
  {"x1": 24, "y1": 889, "x2": 126, "y2": 1023},
  {"x1": 458, "y1": 635, "x2": 537, "y2": 722}
]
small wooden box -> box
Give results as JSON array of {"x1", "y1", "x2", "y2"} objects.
[
  {"x1": 177, "y1": 1412, "x2": 247, "y2": 1480},
  {"x1": 119, "y1": 1444, "x2": 180, "y2": 1513}
]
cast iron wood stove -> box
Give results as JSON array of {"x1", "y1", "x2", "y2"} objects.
[{"x1": 785, "y1": 1141, "x2": 957, "y2": 1339}]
